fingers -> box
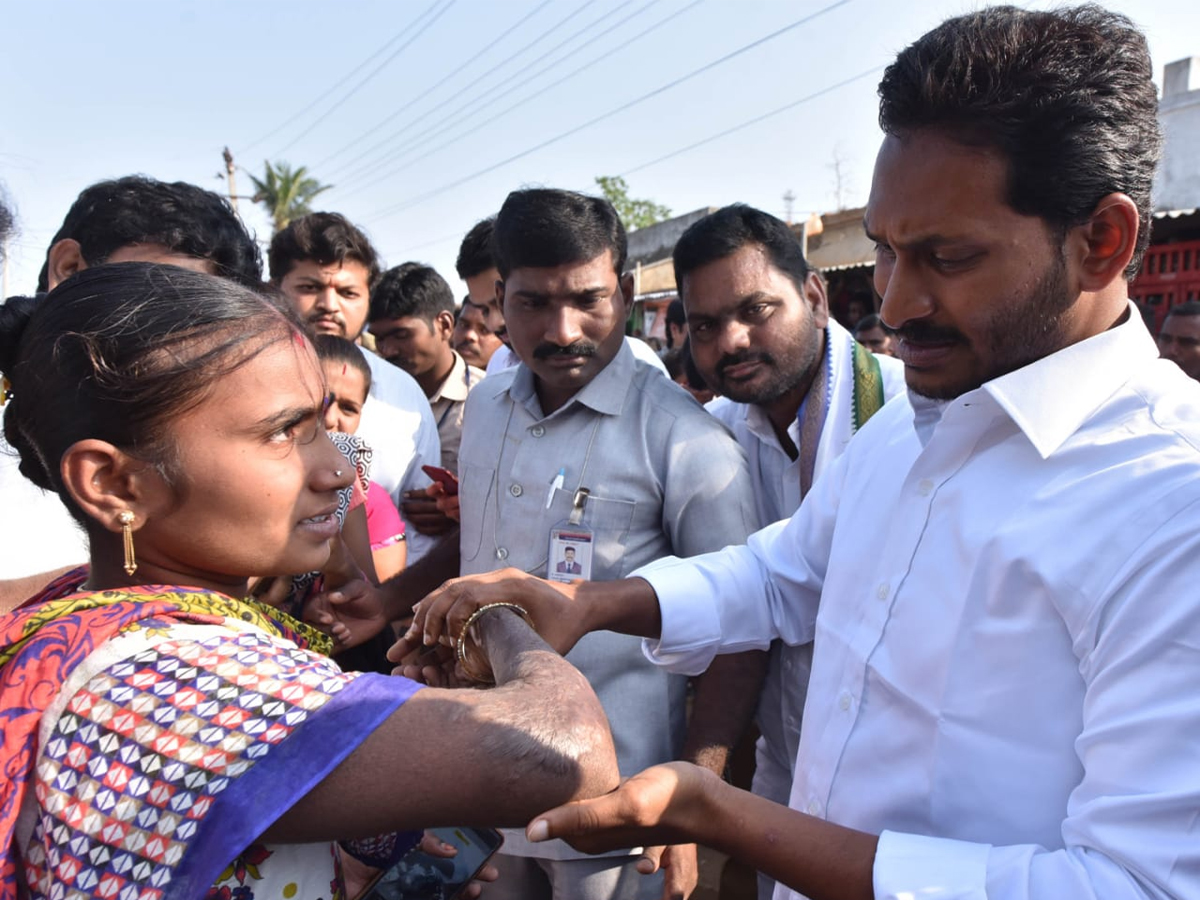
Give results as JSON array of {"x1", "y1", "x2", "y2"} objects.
[
  {"x1": 638, "y1": 844, "x2": 665, "y2": 875},
  {"x1": 658, "y1": 844, "x2": 699, "y2": 900},
  {"x1": 418, "y1": 831, "x2": 458, "y2": 858}
]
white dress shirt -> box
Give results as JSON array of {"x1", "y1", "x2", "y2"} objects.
[
  {"x1": 358, "y1": 350, "x2": 441, "y2": 562},
  {"x1": 638, "y1": 309, "x2": 1200, "y2": 900}
]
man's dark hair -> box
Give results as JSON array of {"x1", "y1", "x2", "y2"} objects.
[
  {"x1": 312, "y1": 333, "x2": 373, "y2": 392},
  {"x1": 493, "y1": 189, "x2": 627, "y2": 279},
  {"x1": 854, "y1": 313, "x2": 893, "y2": 336},
  {"x1": 268, "y1": 212, "x2": 381, "y2": 285},
  {"x1": 674, "y1": 204, "x2": 812, "y2": 298},
  {"x1": 1165, "y1": 301, "x2": 1200, "y2": 319},
  {"x1": 36, "y1": 176, "x2": 262, "y2": 291},
  {"x1": 370, "y1": 263, "x2": 455, "y2": 325},
  {"x1": 456, "y1": 217, "x2": 497, "y2": 280},
  {"x1": 878, "y1": 4, "x2": 1162, "y2": 279}
]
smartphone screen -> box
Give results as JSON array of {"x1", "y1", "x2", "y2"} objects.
[{"x1": 360, "y1": 827, "x2": 503, "y2": 900}]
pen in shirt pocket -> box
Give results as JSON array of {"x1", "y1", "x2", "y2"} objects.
[{"x1": 546, "y1": 467, "x2": 565, "y2": 509}]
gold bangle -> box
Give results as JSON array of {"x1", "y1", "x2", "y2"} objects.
[{"x1": 455, "y1": 602, "x2": 536, "y2": 685}]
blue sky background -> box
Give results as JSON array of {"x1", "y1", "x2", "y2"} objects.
[{"x1": 3, "y1": 0, "x2": 1198, "y2": 294}]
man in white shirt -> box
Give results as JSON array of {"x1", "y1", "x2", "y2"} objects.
[
  {"x1": 405, "y1": 7, "x2": 1200, "y2": 899},
  {"x1": 675, "y1": 203, "x2": 904, "y2": 899},
  {"x1": 268, "y1": 213, "x2": 442, "y2": 561}
]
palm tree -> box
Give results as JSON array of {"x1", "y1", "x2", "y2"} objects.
[{"x1": 249, "y1": 161, "x2": 333, "y2": 233}]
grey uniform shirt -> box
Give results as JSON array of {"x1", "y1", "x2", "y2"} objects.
[{"x1": 458, "y1": 340, "x2": 759, "y2": 859}]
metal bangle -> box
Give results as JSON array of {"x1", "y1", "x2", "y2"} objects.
[{"x1": 455, "y1": 602, "x2": 536, "y2": 684}]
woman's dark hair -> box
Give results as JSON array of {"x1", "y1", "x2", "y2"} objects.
[
  {"x1": 1, "y1": 263, "x2": 303, "y2": 524},
  {"x1": 878, "y1": 4, "x2": 1162, "y2": 279},
  {"x1": 674, "y1": 204, "x2": 812, "y2": 297},
  {"x1": 311, "y1": 333, "x2": 372, "y2": 394},
  {"x1": 36, "y1": 176, "x2": 263, "y2": 291},
  {"x1": 268, "y1": 212, "x2": 381, "y2": 286},
  {"x1": 493, "y1": 189, "x2": 626, "y2": 279}
]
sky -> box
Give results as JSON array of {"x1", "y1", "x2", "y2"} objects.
[{"x1": 2, "y1": 0, "x2": 1198, "y2": 295}]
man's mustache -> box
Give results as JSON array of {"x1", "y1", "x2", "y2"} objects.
[
  {"x1": 716, "y1": 350, "x2": 773, "y2": 378},
  {"x1": 892, "y1": 321, "x2": 966, "y2": 344},
  {"x1": 533, "y1": 341, "x2": 598, "y2": 360}
]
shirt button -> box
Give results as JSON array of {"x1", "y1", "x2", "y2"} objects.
[
  {"x1": 495, "y1": 547, "x2": 508, "y2": 560},
  {"x1": 839, "y1": 692, "x2": 852, "y2": 711},
  {"x1": 509, "y1": 483, "x2": 523, "y2": 497},
  {"x1": 876, "y1": 583, "x2": 889, "y2": 601},
  {"x1": 531, "y1": 425, "x2": 545, "y2": 437},
  {"x1": 806, "y1": 800, "x2": 821, "y2": 816},
  {"x1": 918, "y1": 478, "x2": 934, "y2": 496}
]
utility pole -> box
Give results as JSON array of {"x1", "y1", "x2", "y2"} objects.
[
  {"x1": 783, "y1": 189, "x2": 796, "y2": 224},
  {"x1": 223, "y1": 147, "x2": 239, "y2": 213}
]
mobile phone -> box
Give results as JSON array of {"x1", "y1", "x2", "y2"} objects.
[
  {"x1": 421, "y1": 464, "x2": 460, "y2": 496},
  {"x1": 359, "y1": 827, "x2": 503, "y2": 900}
]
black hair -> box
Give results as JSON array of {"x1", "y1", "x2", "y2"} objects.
[
  {"x1": 311, "y1": 333, "x2": 373, "y2": 393},
  {"x1": 268, "y1": 212, "x2": 381, "y2": 285},
  {"x1": 663, "y1": 340, "x2": 709, "y2": 392},
  {"x1": 878, "y1": 4, "x2": 1162, "y2": 279},
  {"x1": 493, "y1": 189, "x2": 627, "y2": 279},
  {"x1": 665, "y1": 299, "x2": 687, "y2": 328},
  {"x1": 674, "y1": 204, "x2": 812, "y2": 297},
  {"x1": 1165, "y1": 301, "x2": 1200, "y2": 319},
  {"x1": 36, "y1": 176, "x2": 262, "y2": 291},
  {"x1": 456, "y1": 217, "x2": 497, "y2": 280},
  {"x1": 1, "y1": 263, "x2": 302, "y2": 524},
  {"x1": 854, "y1": 313, "x2": 893, "y2": 335},
  {"x1": 369, "y1": 263, "x2": 455, "y2": 325}
]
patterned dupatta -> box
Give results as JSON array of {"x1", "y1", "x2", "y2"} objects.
[{"x1": 0, "y1": 568, "x2": 332, "y2": 900}]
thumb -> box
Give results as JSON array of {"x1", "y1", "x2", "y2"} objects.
[
  {"x1": 526, "y1": 793, "x2": 620, "y2": 845},
  {"x1": 637, "y1": 845, "x2": 665, "y2": 875}
]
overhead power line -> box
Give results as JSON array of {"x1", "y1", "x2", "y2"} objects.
[
  {"x1": 271, "y1": 0, "x2": 457, "y2": 160},
  {"x1": 313, "y1": 0, "x2": 553, "y2": 173},
  {"x1": 238, "y1": 0, "x2": 445, "y2": 156},
  {"x1": 362, "y1": 0, "x2": 852, "y2": 222},
  {"x1": 327, "y1": 0, "x2": 601, "y2": 182},
  {"x1": 334, "y1": 0, "x2": 678, "y2": 197},
  {"x1": 621, "y1": 65, "x2": 884, "y2": 177}
]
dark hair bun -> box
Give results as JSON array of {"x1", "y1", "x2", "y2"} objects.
[{"x1": 0, "y1": 295, "x2": 39, "y2": 375}]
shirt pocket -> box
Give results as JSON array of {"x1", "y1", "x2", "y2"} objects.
[
  {"x1": 458, "y1": 463, "x2": 495, "y2": 562},
  {"x1": 583, "y1": 493, "x2": 637, "y2": 573}
]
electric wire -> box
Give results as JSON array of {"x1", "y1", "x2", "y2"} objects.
[
  {"x1": 238, "y1": 0, "x2": 445, "y2": 156},
  {"x1": 313, "y1": 0, "x2": 552, "y2": 173},
  {"x1": 325, "y1": 0, "x2": 600, "y2": 180},
  {"x1": 271, "y1": 0, "x2": 457, "y2": 160},
  {"x1": 334, "y1": 0, "x2": 683, "y2": 197},
  {"x1": 362, "y1": 0, "x2": 852, "y2": 222}
]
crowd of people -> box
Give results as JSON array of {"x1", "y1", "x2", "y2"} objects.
[{"x1": 2, "y1": 4, "x2": 1199, "y2": 900}]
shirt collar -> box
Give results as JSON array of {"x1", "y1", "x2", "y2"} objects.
[
  {"x1": 978, "y1": 304, "x2": 1157, "y2": 458},
  {"x1": 429, "y1": 351, "x2": 474, "y2": 404},
  {"x1": 501, "y1": 340, "x2": 634, "y2": 420}
]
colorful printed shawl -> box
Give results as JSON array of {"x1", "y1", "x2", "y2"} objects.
[{"x1": 0, "y1": 569, "x2": 418, "y2": 900}]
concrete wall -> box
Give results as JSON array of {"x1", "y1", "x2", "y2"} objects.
[{"x1": 1156, "y1": 57, "x2": 1200, "y2": 212}]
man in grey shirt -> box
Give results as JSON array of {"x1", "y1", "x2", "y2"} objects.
[{"x1": 457, "y1": 188, "x2": 761, "y2": 900}]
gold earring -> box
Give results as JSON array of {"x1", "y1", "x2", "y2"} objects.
[{"x1": 118, "y1": 510, "x2": 137, "y2": 576}]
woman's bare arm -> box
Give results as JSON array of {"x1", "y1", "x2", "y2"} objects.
[{"x1": 266, "y1": 609, "x2": 619, "y2": 841}]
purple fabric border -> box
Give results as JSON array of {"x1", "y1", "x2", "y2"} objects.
[{"x1": 165, "y1": 672, "x2": 423, "y2": 899}]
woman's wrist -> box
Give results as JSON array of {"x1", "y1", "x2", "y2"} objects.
[{"x1": 461, "y1": 604, "x2": 538, "y2": 684}]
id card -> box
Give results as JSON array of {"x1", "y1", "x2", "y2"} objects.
[{"x1": 548, "y1": 526, "x2": 593, "y2": 583}]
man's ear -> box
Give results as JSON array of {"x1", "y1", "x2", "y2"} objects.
[
  {"x1": 803, "y1": 271, "x2": 830, "y2": 329},
  {"x1": 435, "y1": 310, "x2": 456, "y2": 341},
  {"x1": 495, "y1": 278, "x2": 506, "y2": 315},
  {"x1": 46, "y1": 239, "x2": 87, "y2": 292},
  {"x1": 1071, "y1": 192, "x2": 1139, "y2": 293},
  {"x1": 60, "y1": 439, "x2": 161, "y2": 534},
  {"x1": 619, "y1": 273, "x2": 636, "y2": 315}
]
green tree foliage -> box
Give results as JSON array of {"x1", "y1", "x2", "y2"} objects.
[
  {"x1": 594, "y1": 176, "x2": 671, "y2": 232},
  {"x1": 249, "y1": 161, "x2": 333, "y2": 234}
]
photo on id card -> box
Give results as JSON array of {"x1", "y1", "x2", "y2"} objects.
[{"x1": 547, "y1": 526, "x2": 593, "y2": 583}]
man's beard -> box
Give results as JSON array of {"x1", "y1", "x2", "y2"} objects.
[
  {"x1": 895, "y1": 249, "x2": 1073, "y2": 400},
  {"x1": 712, "y1": 321, "x2": 823, "y2": 407}
]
